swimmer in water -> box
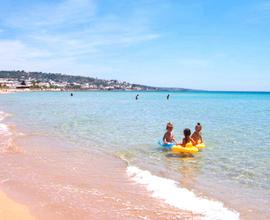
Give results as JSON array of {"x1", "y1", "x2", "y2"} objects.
[
  {"x1": 179, "y1": 128, "x2": 196, "y2": 146},
  {"x1": 191, "y1": 123, "x2": 203, "y2": 145},
  {"x1": 163, "y1": 122, "x2": 176, "y2": 144}
]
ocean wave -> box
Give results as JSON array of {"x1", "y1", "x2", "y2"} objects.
[
  {"x1": 127, "y1": 166, "x2": 240, "y2": 220},
  {"x1": 0, "y1": 123, "x2": 10, "y2": 135},
  {"x1": 0, "y1": 111, "x2": 11, "y2": 136},
  {"x1": 0, "y1": 111, "x2": 20, "y2": 153},
  {"x1": 0, "y1": 111, "x2": 11, "y2": 121}
]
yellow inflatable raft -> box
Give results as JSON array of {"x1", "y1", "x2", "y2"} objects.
[
  {"x1": 171, "y1": 143, "x2": 199, "y2": 154},
  {"x1": 195, "y1": 143, "x2": 206, "y2": 150}
]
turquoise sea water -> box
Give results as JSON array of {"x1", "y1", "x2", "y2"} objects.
[{"x1": 0, "y1": 91, "x2": 269, "y2": 219}]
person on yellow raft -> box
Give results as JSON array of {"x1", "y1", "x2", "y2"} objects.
[
  {"x1": 191, "y1": 122, "x2": 206, "y2": 150},
  {"x1": 180, "y1": 128, "x2": 196, "y2": 146},
  {"x1": 171, "y1": 128, "x2": 198, "y2": 154},
  {"x1": 191, "y1": 122, "x2": 203, "y2": 144}
]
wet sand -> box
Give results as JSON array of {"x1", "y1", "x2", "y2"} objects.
[
  {"x1": 0, "y1": 126, "x2": 197, "y2": 220},
  {"x1": 0, "y1": 190, "x2": 36, "y2": 220}
]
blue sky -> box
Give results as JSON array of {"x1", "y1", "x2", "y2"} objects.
[{"x1": 0, "y1": 0, "x2": 269, "y2": 91}]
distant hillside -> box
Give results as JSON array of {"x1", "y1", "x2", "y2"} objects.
[{"x1": 0, "y1": 70, "x2": 190, "y2": 91}]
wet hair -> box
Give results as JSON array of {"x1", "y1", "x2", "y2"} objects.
[
  {"x1": 166, "y1": 122, "x2": 173, "y2": 130},
  {"x1": 183, "y1": 128, "x2": 191, "y2": 137},
  {"x1": 195, "y1": 122, "x2": 202, "y2": 131}
]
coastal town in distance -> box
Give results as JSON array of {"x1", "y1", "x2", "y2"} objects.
[{"x1": 0, "y1": 70, "x2": 189, "y2": 92}]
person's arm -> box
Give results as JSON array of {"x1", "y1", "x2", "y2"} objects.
[
  {"x1": 190, "y1": 137, "x2": 196, "y2": 146},
  {"x1": 200, "y1": 134, "x2": 203, "y2": 143},
  {"x1": 172, "y1": 134, "x2": 177, "y2": 143},
  {"x1": 163, "y1": 133, "x2": 168, "y2": 144},
  {"x1": 181, "y1": 138, "x2": 186, "y2": 146}
]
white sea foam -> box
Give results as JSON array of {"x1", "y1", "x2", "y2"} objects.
[
  {"x1": 0, "y1": 111, "x2": 17, "y2": 152},
  {"x1": 127, "y1": 166, "x2": 240, "y2": 220},
  {"x1": 0, "y1": 111, "x2": 10, "y2": 120},
  {"x1": 0, "y1": 123, "x2": 10, "y2": 135},
  {"x1": 0, "y1": 111, "x2": 11, "y2": 136}
]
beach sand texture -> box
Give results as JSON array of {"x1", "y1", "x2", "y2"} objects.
[
  {"x1": 0, "y1": 191, "x2": 36, "y2": 220},
  {"x1": 0, "y1": 91, "x2": 269, "y2": 219},
  {"x1": 0, "y1": 109, "x2": 195, "y2": 220}
]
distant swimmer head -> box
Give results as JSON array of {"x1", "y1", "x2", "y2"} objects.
[
  {"x1": 183, "y1": 128, "x2": 191, "y2": 137},
  {"x1": 195, "y1": 122, "x2": 202, "y2": 132},
  {"x1": 166, "y1": 122, "x2": 173, "y2": 131}
]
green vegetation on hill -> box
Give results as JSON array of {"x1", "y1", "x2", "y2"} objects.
[{"x1": 0, "y1": 70, "x2": 189, "y2": 91}]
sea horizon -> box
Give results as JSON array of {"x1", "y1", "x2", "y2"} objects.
[
  {"x1": 0, "y1": 91, "x2": 269, "y2": 220},
  {"x1": 1, "y1": 0, "x2": 270, "y2": 219}
]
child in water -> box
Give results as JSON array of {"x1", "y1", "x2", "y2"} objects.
[
  {"x1": 191, "y1": 123, "x2": 203, "y2": 145},
  {"x1": 163, "y1": 122, "x2": 176, "y2": 144},
  {"x1": 179, "y1": 128, "x2": 196, "y2": 146}
]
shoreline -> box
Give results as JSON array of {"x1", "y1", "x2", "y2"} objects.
[
  {"x1": 0, "y1": 190, "x2": 36, "y2": 220},
  {"x1": 0, "y1": 109, "x2": 196, "y2": 220},
  {"x1": 0, "y1": 94, "x2": 241, "y2": 220},
  {"x1": 2, "y1": 90, "x2": 268, "y2": 216}
]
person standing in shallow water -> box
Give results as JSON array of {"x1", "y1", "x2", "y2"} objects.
[
  {"x1": 135, "y1": 94, "x2": 139, "y2": 100},
  {"x1": 167, "y1": 94, "x2": 170, "y2": 100},
  {"x1": 70, "y1": 93, "x2": 73, "y2": 97}
]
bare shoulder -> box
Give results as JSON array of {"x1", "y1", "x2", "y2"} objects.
[
  {"x1": 164, "y1": 131, "x2": 169, "y2": 136},
  {"x1": 182, "y1": 138, "x2": 185, "y2": 145},
  {"x1": 191, "y1": 132, "x2": 196, "y2": 138}
]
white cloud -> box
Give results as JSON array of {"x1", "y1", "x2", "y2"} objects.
[
  {"x1": 6, "y1": 0, "x2": 96, "y2": 29},
  {"x1": 0, "y1": 40, "x2": 48, "y2": 61},
  {"x1": 0, "y1": 39, "x2": 113, "y2": 75},
  {"x1": 0, "y1": 0, "x2": 161, "y2": 77}
]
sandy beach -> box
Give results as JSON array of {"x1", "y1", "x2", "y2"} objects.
[
  {"x1": 0, "y1": 105, "x2": 196, "y2": 220},
  {"x1": 0, "y1": 90, "x2": 10, "y2": 94},
  {"x1": 1, "y1": 0, "x2": 269, "y2": 218},
  {"x1": 1, "y1": 91, "x2": 269, "y2": 220},
  {"x1": 0, "y1": 190, "x2": 36, "y2": 220}
]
